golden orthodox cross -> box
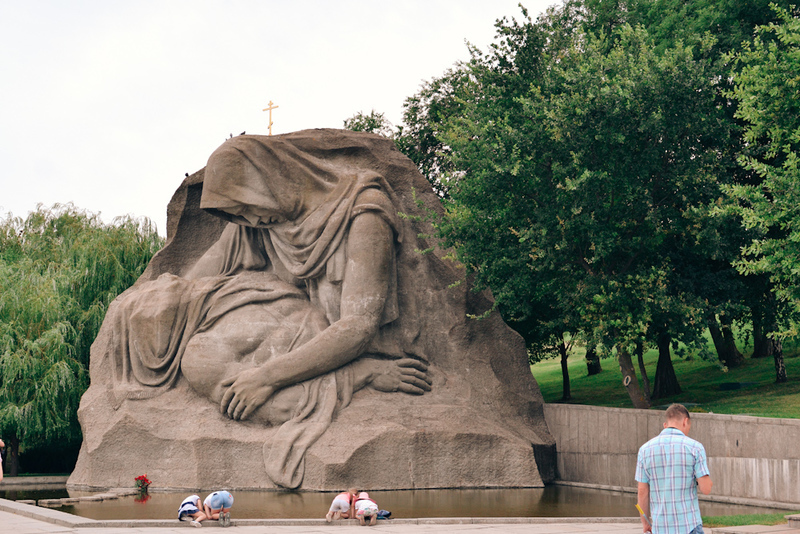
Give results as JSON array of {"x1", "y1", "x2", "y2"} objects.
[{"x1": 262, "y1": 100, "x2": 279, "y2": 135}]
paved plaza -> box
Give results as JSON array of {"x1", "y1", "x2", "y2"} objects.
[
  {"x1": 0, "y1": 509, "x2": 649, "y2": 533},
  {"x1": 3, "y1": 507, "x2": 799, "y2": 534}
]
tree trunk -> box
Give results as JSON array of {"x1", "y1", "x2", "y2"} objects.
[
  {"x1": 720, "y1": 314, "x2": 744, "y2": 367},
  {"x1": 558, "y1": 338, "x2": 571, "y2": 401},
  {"x1": 751, "y1": 313, "x2": 771, "y2": 359},
  {"x1": 652, "y1": 333, "x2": 681, "y2": 399},
  {"x1": 7, "y1": 432, "x2": 20, "y2": 477},
  {"x1": 708, "y1": 314, "x2": 725, "y2": 354},
  {"x1": 772, "y1": 335, "x2": 787, "y2": 383},
  {"x1": 635, "y1": 340, "x2": 651, "y2": 402},
  {"x1": 752, "y1": 286, "x2": 778, "y2": 359},
  {"x1": 708, "y1": 314, "x2": 744, "y2": 368},
  {"x1": 585, "y1": 344, "x2": 602, "y2": 376},
  {"x1": 617, "y1": 346, "x2": 651, "y2": 409}
]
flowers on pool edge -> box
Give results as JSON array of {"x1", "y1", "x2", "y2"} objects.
[{"x1": 134, "y1": 474, "x2": 151, "y2": 491}]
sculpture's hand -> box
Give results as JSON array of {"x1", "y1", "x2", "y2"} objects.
[
  {"x1": 369, "y1": 358, "x2": 432, "y2": 395},
  {"x1": 220, "y1": 368, "x2": 276, "y2": 421}
]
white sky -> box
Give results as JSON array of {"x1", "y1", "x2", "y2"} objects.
[{"x1": 0, "y1": 0, "x2": 553, "y2": 235}]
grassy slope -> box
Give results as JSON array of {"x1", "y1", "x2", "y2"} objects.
[{"x1": 531, "y1": 342, "x2": 800, "y2": 418}]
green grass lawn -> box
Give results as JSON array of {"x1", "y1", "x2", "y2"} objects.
[
  {"x1": 531, "y1": 338, "x2": 800, "y2": 418},
  {"x1": 702, "y1": 511, "x2": 800, "y2": 528}
]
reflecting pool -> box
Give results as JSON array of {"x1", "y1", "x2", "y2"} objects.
[{"x1": 3, "y1": 485, "x2": 792, "y2": 520}]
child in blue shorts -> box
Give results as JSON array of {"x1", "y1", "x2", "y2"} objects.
[{"x1": 203, "y1": 490, "x2": 234, "y2": 527}]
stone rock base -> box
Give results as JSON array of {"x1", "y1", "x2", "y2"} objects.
[{"x1": 69, "y1": 382, "x2": 544, "y2": 491}]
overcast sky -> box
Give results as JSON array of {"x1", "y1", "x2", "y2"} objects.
[{"x1": 1, "y1": 1, "x2": 552, "y2": 234}]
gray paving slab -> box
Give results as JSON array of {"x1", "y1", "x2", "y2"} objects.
[
  {"x1": 0, "y1": 508, "x2": 649, "y2": 534},
  {"x1": 3, "y1": 502, "x2": 797, "y2": 534}
]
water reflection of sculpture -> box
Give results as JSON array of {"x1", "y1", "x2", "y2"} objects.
[{"x1": 110, "y1": 136, "x2": 431, "y2": 488}]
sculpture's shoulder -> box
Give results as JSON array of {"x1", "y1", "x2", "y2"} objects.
[
  {"x1": 351, "y1": 186, "x2": 400, "y2": 238},
  {"x1": 354, "y1": 186, "x2": 392, "y2": 208}
]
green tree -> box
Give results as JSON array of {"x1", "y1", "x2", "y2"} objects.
[
  {"x1": 609, "y1": 0, "x2": 795, "y2": 368},
  {"x1": 585, "y1": 0, "x2": 788, "y2": 55},
  {"x1": 350, "y1": 0, "x2": 798, "y2": 399},
  {"x1": 726, "y1": 5, "x2": 800, "y2": 381},
  {"x1": 343, "y1": 109, "x2": 396, "y2": 138},
  {"x1": 396, "y1": 68, "x2": 475, "y2": 198},
  {"x1": 436, "y1": 7, "x2": 726, "y2": 407},
  {"x1": 0, "y1": 204, "x2": 163, "y2": 474}
]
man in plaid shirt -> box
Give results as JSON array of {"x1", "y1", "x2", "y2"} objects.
[{"x1": 636, "y1": 404, "x2": 713, "y2": 534}]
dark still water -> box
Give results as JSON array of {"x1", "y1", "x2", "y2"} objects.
[
  {"x1": 0, "y1": 488, "x2": 68, "y2": 501},
  {"x1": 3, "y1": 486, "x2": 791, "y2": 520}
]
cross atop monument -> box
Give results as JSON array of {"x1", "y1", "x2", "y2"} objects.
[{"x1": 262, "y1": 100, "x2": 279, "y2": 135}]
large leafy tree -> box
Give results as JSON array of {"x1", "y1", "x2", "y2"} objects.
[
  {"x1": 434, "y1": 5, "x2": 729, "y2": 407},
  {"x1": 345, "y1": 0, "x2": 798, "y2": 401},
  {"x1": 726, "y1": 5, "x2": 800, "y2": 381},
  {"x1": 0, "y1": 205, "x2": 163, "y2": 474},
  {"x1": 592, "y1": 0, "x2": 794, "y2": 372}
]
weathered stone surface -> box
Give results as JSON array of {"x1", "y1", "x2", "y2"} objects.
[{"x1": 69, "y1": 129, "x2": 554, "y2": 491}]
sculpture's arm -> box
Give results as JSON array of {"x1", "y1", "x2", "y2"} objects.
[{"x1": 220, "y1": 211, "x2": 392, "y2": 420}]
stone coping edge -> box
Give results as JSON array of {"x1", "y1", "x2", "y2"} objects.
[
  {"x1": 0, "y1": 476, "x2": 69, "y2": 488},
  {"x1": 0, "y1": 498, "x2": 641, "y2": 528},
  {"x1": 553, "y1": 481, "x2": 800, "y2": 510},
  {"x1": 0, "y1": 497, "x2": 91, "y2": 527},
  {"x1": 543, "y1": 403, "x2": 800, "y2": 426}
]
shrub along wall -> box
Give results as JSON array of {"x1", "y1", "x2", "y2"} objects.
[{"x1": 543, "y1": 404, "x2": 800, "y2": 507}]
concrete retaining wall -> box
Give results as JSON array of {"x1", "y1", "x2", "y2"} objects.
[
  {"x1": 0, "y1": 476, "x2": 69, "y2": 488},
  {"x1": 543, "y1": 404, "x2": 800, "y2": 505}
]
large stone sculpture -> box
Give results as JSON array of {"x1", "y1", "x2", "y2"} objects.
[{"x1": 69, "y1": 129, "x2": 555, "y2": 491}]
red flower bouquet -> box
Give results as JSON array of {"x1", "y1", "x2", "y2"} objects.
[{"x1": 134, "y1": 474, "x2": 151, "y2": 491}]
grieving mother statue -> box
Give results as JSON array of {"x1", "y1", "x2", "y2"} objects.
[
  {"x1": 187, "y1": 136, "x2": 431, "y2": 422},
  {"x1": 73, "y1": 129, "x2": 554, "y2": 492},
  {"x1": 106, "y1": 135, "x2": 430, "y2": 488}
]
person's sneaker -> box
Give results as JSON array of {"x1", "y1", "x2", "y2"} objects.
[
  {"x1": 223, "y1": 512, "x2": 231, "y2": 527},
  {"x1": 190, "y1": 520, "x2": 202, "y2": 527},
  {"x1": 180, "y1": 515, "x2": 191, "y2": 522}
]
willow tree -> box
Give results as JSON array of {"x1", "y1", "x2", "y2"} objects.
[{"x1": 0, "y1": 204, "x2": 163, "y2": 474}]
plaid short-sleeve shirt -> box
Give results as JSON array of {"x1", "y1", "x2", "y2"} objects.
[{"x1": 635, "y1": 428, "x2": 710, "y2": 534}]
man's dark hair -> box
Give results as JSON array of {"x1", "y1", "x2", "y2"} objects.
[{"x1": 665, "y1": 403, "x2": 690, "y2": 421}]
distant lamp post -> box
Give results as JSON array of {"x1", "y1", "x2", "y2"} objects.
[{"x1": 262, "y1": 100, "x2": 279, "y2": 135}]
